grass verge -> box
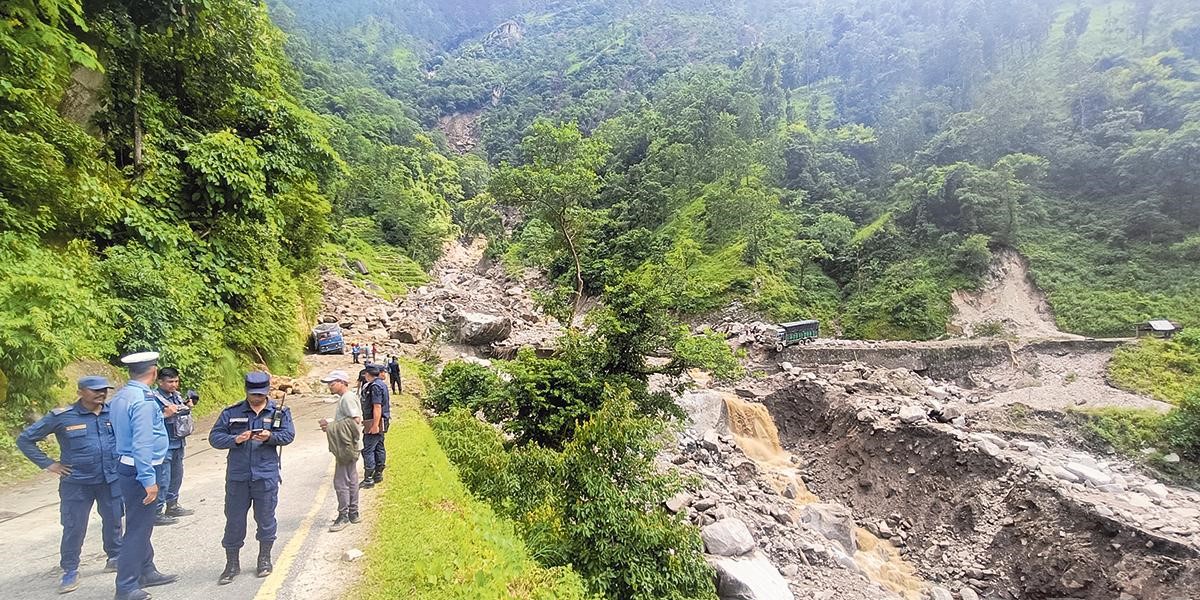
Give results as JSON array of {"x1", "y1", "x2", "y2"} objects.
[
  {"x1": 1109, "y1": 335, "x2": 1200, "y2": 406},
  {"x1": 352, "y1": 365, "x2": 588, "y2": 600}
]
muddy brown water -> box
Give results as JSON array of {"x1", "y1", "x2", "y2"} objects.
[{"x1": 723, "y1": 394, "x2": 926, "y2": 600}]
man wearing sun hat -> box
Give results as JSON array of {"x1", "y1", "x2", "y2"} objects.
[
  {"x1": 109, "y1": 351, "x2": 179, "y2": 600},
  {"x1": 319, "y1": 369, "x2": 362, "y2": 532},
  {"x1": 17, "y1": 375, "x2": 125, "y2": 594}
]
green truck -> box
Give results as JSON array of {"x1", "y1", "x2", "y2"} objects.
[{"x1": 774, "y1": 320, "x2": 819, "y2": 351}]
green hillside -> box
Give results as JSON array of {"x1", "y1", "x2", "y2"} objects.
[{"x1": 275, "y1": 0, "x2": 1200, "y2": 339}]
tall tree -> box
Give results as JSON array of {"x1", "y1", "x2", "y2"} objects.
[{"x1": 491, "y1": 121, "x2": 608, "y2": 322}]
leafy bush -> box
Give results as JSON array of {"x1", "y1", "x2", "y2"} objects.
[
  {"x1": 425, "y1": 361, "x2": 505, "y2": 414},
  {"x1": 0, "y1": 236, "x2": 116, "y2": 422},
  {"x1": 433, "y1": 396, "x2": 716, "y2": 600},
  {"x1": 1164, "y1": 392, "x2": 1200, "y2": 461},
  {"x1": 362, "y1": 393, "x2": 587, "y2": 600},
  {"x1": 1083, "y1": 408, "x2": 1166, "y2": 454},
  {"x1": 954, "y1": 234, "x2": 993, "y2": 280}
]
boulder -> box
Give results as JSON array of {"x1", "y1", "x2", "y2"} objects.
[
  {"x1": 929, "y1": 587, "x2": 954, "y2": 600},
  {"x1": 797, "y1": 504, "x2": 858, "y2": 554},
  {"x1": 454, "y1": 312, "x2": 513, "y2": 345},
  {"x1": 390, "y1": 324, "x2": 428, "y2": 344},
  {"x1": 702, "y1": 518, "x2": 756, "y2": 557},
  {"x1": 1063, "y1": 462, "x2": 1113, "y2": 486},
  {"x1": 665, "y1": 492, "x2": 693, "y2": 514},
  {"x1": 708, "y1": 551, "x2": 792, "y2": 600},
  {"x1": 678, "y1": 391, "x2": 730, "y2": 438},
  {"x1": 1049, "y1": 466, "x2": 1081, "y2": 483},
  {"x1": 353, "y1": 259, "x2": 369, "y2": 275},
  {"x1": 1141, "y1": 483, "x2": 1169, "y2": 500},
  {"x1": 898, "y1": 405, "x2": 926, "y2": 424}
]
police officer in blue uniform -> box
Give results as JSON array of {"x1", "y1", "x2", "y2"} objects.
[
  {"x1": 358, "y1": 363, "x2": 390, "y2": 489},
  {"x1": 109, "y1": 352, "x2": 180, "y2": 600},
  {"x1": 209, "y1": 371, "x2": 295, "y2": 585},
  {"x1": 17, "y1": 375, "x2": 124, "y2": 594}
]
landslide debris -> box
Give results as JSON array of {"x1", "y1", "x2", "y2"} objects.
[
  {"x1": 759, "y1": 363, "x2": 1200, "y2": 600},
  {"x1": 319, "y1": 238, "x2": 562, "y2": 359}
]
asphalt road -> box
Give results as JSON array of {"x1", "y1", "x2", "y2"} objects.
[{"x1": 0, "y1": 367, "x2": 370, "y2": 600}]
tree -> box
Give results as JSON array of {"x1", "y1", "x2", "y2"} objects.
[
  {"x1": 491, "y1": 121, "x2": 608, "y2": 323},
  {"x1": 94, "y1": 0, "x2": 209, "y2": 165}
]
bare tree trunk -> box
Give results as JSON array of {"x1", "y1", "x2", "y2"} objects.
[
  {"x1": 132, "y1": 44, "x2": 143, "y2": 166},
  {"x1": 558, "y1": 212, "x2": 585, "y2": 328}
]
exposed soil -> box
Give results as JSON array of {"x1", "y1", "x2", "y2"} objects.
[
  {"x1": 436, "y1": 111, "x2": 482, "y2": 154},
  {"x1": 950, "y1": 248, "x2": 1079, "y2": 340},
  {"x1": 762, "y1": 374, "x2": 1200, "y2": 600}
]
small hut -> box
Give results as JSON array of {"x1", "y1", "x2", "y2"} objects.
[{"x1": 1134, "y1": 319, "x2": 1183, "y2": 339}]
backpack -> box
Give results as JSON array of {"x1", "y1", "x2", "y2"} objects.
[
  {"x1": 174, "y1": 412, "x2": 196, "y2": 438},
  {"x1": 157, "y1": 392, "x2": 195, "y2": 438}
]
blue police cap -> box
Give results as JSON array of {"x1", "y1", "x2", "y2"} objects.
[
  {"x1": 78, "y1": 376, "x2": 114, "y2": 390},
  {"x1": 364, "y1": 363, "x2": 382, "y2": 376},
  {"x1": 244, "y1": 371, "x2": 272, "y2": 395}
]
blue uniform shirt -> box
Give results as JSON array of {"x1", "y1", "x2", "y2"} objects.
[
  {"x1": 157, "y1": 389, "x2": 187, "y2": 449},
  {"x1": 208, "y1": 399, "x2": 295, "y2": 482},
  {"x1": 109, "y1": 381, "x2": 170, "y2": 488},
  {"x1": 361, "y1": 378, "x2": 391, "y2": 421},
  {"x1": 17, "y1": 400, "x2": 120, "y2": 485}
]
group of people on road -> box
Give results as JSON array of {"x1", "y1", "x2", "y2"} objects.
[
  {"x1": 19, "y1": 347, "x2": 399, "y2": 598},
  {"x1": 18, "y1": 352, "x2": 297, "y2": 599},
  {"x1": 350, "y1": 342, "x2": 376, "y2": 364}
]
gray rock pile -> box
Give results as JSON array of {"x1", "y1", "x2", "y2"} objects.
[
  {"x1": 663, "y1": 391, "x2": 909, "y2": 600},
  {"x1": 319, "y1": 240, "x2": 563, "y2": 356}
]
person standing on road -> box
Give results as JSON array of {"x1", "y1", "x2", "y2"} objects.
[
  {"x1": 370, "y1": 343, "x2": 378, "y2": 362},
  {"x1": 17, "y1": 376, "x2": 124, "y2": 594},
  {"x1": 109, "y1": 352, "x2": 180, "y2": 600},
  {"x1": 387, "y1": 356, "x2": 402, "y2": 394},
  {"x1": 153, "y1": 367, "x2": 195, "y2": 524},
  {"x1": 209, "y1": 371, "x2": 296, "y2": 585},
  {"x1": 351, "y1": 343, "x2": 360, "y2": 364},
  {"x1": 358, "y1": 364, "x2": 390, "y2": 489},
  {"x1": 319, "y1": 370, "x2": 362, "y2": 531}
]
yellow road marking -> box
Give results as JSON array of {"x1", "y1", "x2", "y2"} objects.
[{"x1": 254, "y1": 460, "x2": 336, "y2": 600}]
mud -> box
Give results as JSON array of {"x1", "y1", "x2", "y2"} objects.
[{"x1": 764, "y1": 380, "x2": 1200, "y2": 600}]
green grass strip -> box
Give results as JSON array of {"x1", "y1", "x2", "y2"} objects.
[{"x1": 354, "y1": 372, "x2": 587, "y2": 600}]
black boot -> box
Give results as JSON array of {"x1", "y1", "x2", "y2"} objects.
[
  {"x1": 218, "y1": 549, "x2": 240, "y2": 585},
  {"x1": 329, "y1": 511, "x2": 350, "y2": 532},
  {"x1": 360, "y1": 469, "x2": 375, "y2": 489},
  {"x1": 373, "y1": 465, "x2": 384, "y2": 484},
  {"x1": 348, "y1": 509, "x2": 361, "y2": 524},
  {"x1": 256, "y1": 542, "x2": 273, "y2": 577},
  {"x1": 166, "y1": 501, "x2": 194, "y2": 517}
]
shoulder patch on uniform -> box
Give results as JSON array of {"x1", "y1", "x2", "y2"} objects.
[{"x1": 51, "y1": 407, "x2": 70, "y2": 415}]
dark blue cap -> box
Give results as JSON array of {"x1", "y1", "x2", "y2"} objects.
[
  {"x1": 78, "y1": 376, "x2": 114, "y2": 390},
  {"x1": 244, "y1": 371, "x2": 271, "y2": 395}
]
